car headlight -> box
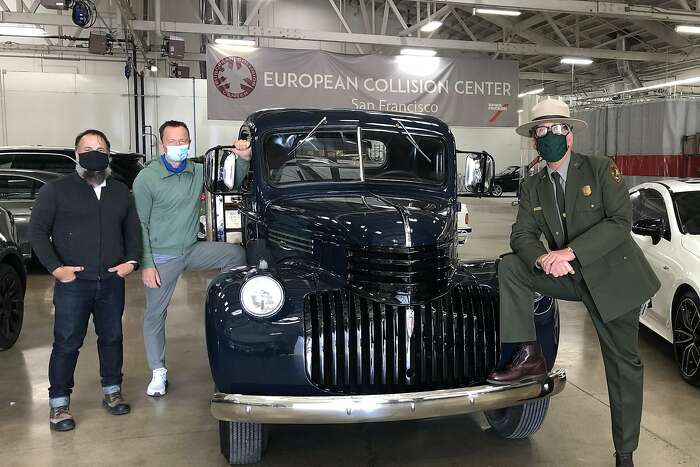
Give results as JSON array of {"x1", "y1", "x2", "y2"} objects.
[{"x1": 240, "y1": 275, "x2": 285, "y2": 318}]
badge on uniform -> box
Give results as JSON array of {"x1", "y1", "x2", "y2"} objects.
[
  {"x1": 582, "y1": 185, "x2": 592, "y2": 196},
  {"x1": 610, "y1": 163, "x2": 623, "y2": 183}
]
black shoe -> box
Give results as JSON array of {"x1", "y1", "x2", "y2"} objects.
[
  {"x1": 615, "y1": 452, "x2": 634, "y2": 467},
  {"x1": 49, "y1": 406, "x2": 75, "y2": 432},
  {"x1": 102, "y1": 391, "x2": 131, "y2": 416}
]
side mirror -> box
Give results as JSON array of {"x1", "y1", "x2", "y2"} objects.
[
  {"x1": 460, "y1": 151, "x2": 495, "y2": 196},
  {"x1": 203, "y1": 145, "x2": 245, "y2": 195},
  {"x1": 632, "y1": 218, "x2": 664, "y2": 244}
]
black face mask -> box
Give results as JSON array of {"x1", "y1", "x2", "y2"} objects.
[{"x1": 78, "y1": 150, "x2": 109, "y2": 171}]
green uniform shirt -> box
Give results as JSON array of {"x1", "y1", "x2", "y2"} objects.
[
  {"x1": 133, "y1": 156, "x2": 249, "y2": 268},
  {"x1": 511, "y1": 152, "x2": 660, "y2": 322}
]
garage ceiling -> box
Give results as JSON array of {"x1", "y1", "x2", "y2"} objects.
[{"x1": 2, "y1": 0, "x2": 700, "y2": 97}]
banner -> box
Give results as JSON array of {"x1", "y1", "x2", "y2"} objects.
[{"x1": 206, "y1": 46, "x2": 518, "y2": 127}]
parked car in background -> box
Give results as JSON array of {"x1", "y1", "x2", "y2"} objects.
[
  {"x1": 457, "y1": 202, "x2": 472, "y2": 244},
  {"x1": 0, "y1": 170, "x2": 62, "y2": 260},
  {"x1": 491, "y1": 165, "x2": 523, "y2": 197},
  {"x1": 0, "y1": 206, "x2": 26, "y2": 350},
  {"x1": 0, "y1": 146, "x2": 145, "y2": 189},
  {"x1": 203, "y1": 110, "x2": 564, "y2": 465},
  {"x1": 0, "y1": 147, "x2": 145, "y2": 261},
  {"x1": 629, "y1": 180, "x2": 700, "y2": 386}
]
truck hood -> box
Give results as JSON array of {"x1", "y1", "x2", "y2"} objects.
[{"x1": 265, "y1": 193, "x2": 455, "y2": 249}]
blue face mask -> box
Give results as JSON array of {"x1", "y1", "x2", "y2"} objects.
[{"x1": 164, "y1": 144, "x2": 189, "y2": 162}]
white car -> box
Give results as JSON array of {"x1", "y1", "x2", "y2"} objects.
[
  {"x1": 629, "y1": 180, "x2": 700, "y2": 386},
  {"x1": 457, "y1": 202, "x2": 472, "y2": 244}
]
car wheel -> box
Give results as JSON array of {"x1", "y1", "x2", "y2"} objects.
[
  {"x1": 219, "y1": 421, "x2": 268, "y2": 465},
  {"x1": 491, "y1": 184, "x2": 503, "y2": 197},
  {"x1": 673, "y1": 290, "x2": 700, "y2": 386},
  {"x1": 484, "y1": 397, "x2": 551, "y2": 439},
  {"x1": 0, "y1": 263, "x2": 24, "y2": 351}
]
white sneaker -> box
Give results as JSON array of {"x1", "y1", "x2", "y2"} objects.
[{"x1": 146, "y1": 368, "x2": 168, "y2": 397}]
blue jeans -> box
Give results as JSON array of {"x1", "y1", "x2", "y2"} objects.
[{"x1": 48, "y1": 276, "x2": 125, "y2": 405}]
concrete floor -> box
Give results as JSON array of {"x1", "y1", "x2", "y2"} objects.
[{"x1": 1, "y1": 197, "x2": 699, "y2": 467}]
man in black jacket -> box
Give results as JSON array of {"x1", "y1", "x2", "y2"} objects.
[{"x1": 30, "y1": 129, "x2": 142, "y2": 432}]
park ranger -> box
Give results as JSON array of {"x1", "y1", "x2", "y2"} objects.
[{"x1": 487, "y1": 98, "x2": 660, "y2": 467}]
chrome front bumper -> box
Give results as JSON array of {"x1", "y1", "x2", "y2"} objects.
[{"x1": 210, "y1": 368, "x2": 566, "y2": 424}]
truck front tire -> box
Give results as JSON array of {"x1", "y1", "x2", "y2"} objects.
[
  {"x1": 484, "y1": 397, "x2": 551, "y2": 439},
  {"x1": 219, "y1": 421, "x2": 268, "y2": 465}
]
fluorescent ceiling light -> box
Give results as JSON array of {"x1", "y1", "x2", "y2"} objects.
[
  {"x1": 561, "y1": 57, "x2": 593, "y2": 66},
  {"x1": 675, "y1": 25, "x2": 700, "y2": 34},
  {"x1": 420, "y1": 20, "x2": 443, "y2": 32},
  {"x1": 215, "y1": 38, "x2": 256, "y2": 46},
  {"x1": 618, "y1": 76, "x2": 700, "y2": 94},
  {"x1": 517, "y1": 87, "x2": 545, "y2": 98},
  {"x1": 0, "y1": 23, "x2": 47, "y2": 37},
  {"x1": 473, "y1": 8, "x2": 522, "y2": 16},
  {"x1": 517, "y1": 109, "x2": 524, "y2": 113},
  {"x1": 400, "y1": 48, "x2": 437, "y2": 57}
]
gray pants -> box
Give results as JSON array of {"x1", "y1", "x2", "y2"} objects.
[{"x1": 143, "y1": 241, "x2": 246, "y2": 369}]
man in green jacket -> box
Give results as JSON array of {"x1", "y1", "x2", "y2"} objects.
[
  {"x1": 487, "y1": 99, "x2": 660, "y2": 467},
  {"x1": 133, "y1": 120, "x2": 251, "y2": 397}
]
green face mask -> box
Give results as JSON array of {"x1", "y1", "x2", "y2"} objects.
[{"x1": 535, "y1": 133, "x2": 569, "y2": 163}]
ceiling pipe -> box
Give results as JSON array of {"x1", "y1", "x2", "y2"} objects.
[
  {"x1": 155, "y1": 0, "x2": 161, "y2": 37},
  {"x1": 617, "y1": 35, "x2": 642, "y2": 88}
]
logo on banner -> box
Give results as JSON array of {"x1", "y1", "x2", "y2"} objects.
[
  {"x1": 212, "y1": 56, "x2": 257, "y2": 99},
  {"x1": 487, "y1": 103, "x2": 509, "y2": 123}
]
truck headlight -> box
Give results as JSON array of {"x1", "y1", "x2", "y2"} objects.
[{"x1": 240, "y1": 275, "x2": 285, "y2": 318}]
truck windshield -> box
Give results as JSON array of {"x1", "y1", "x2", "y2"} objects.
[{"x1": 264, "y1": 128, "x2": 446, "y2": 186}]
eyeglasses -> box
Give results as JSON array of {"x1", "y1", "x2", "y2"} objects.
[
  {"x1": 165, "y1": 139, "x2": 190, "y2": 146},
  {"x1": 531, "y1": 124, "x2": 571, "y2": 138}
]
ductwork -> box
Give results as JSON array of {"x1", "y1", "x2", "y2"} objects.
[{"x1": 617, "y1": 35, "x2": 642, "y2": 88}]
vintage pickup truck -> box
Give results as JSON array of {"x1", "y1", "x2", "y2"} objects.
[{"x1": 202, "y1": 109, "x2": 565, "y2": 464}]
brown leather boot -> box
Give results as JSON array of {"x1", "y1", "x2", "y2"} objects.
[
  {"x1": 486, "y1": 343, "x2": 547, "y2": 385},
  {"x1": 615, "y1": 452, "x2": 634, "y2": 467},
  {"x1": 49, "y1": 406, "x2": 75, "y2": 432},
  {"x1": 102, "y1": 391, "x2": 131, "y2": 416}
]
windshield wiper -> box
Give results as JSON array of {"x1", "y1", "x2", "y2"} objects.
[
  {"x1": 286, "y1": 117, "x2": 327, "y2": 157},
  {"x1": 394, "y1": 119, "x2": 432, "y2": 163}
]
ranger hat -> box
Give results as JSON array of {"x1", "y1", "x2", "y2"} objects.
[{"x1": 516, "y1": 97, "x2": 588, "y2": 137}]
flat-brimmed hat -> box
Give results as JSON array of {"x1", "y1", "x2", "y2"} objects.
[{"x1": 516, "y1": 97, "x2": 588, "y2": 137}]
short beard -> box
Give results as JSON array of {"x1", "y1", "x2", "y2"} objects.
[{"x1": 76, "y1": 163, "x2": 111, "y2": 186}]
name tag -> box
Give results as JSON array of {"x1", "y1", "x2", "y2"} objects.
[{"x1": 533, "y1": 206, "x2": 543, "y2": 212}]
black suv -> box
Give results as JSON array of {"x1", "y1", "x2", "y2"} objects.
[
  {"x1": 0, "y1": 146, "x2": 145, "y2": 189},
  {"x1": 0, "y1": 206, "x2": 26, "y2": 350}
]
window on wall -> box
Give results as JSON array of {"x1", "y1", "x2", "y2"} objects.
[{"x1": 0, "y1": 175, "x2": 43, "y2": 200}]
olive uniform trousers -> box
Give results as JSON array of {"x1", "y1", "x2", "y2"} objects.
[{"x1": 499, "y1": 252, "x2": 643, "y2": 454}]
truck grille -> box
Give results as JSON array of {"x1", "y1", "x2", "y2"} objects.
[
  {"x1": 303, "y1": 284, "x2": 499, "y2": 395},
  {"x1": 347, "y1": 244, "x2": 455, "y2": 299},
  {"x1": 268, "y1": 227, "x2": 313, "y2": 254}
]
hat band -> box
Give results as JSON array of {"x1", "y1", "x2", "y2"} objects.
[{"x1": 532, "y1": 114, "x2": 570, "y2": 121}]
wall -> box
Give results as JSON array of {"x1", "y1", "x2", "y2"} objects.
[{"x1": 0, "y1": 70, "x2": 520, "y2": 170}]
